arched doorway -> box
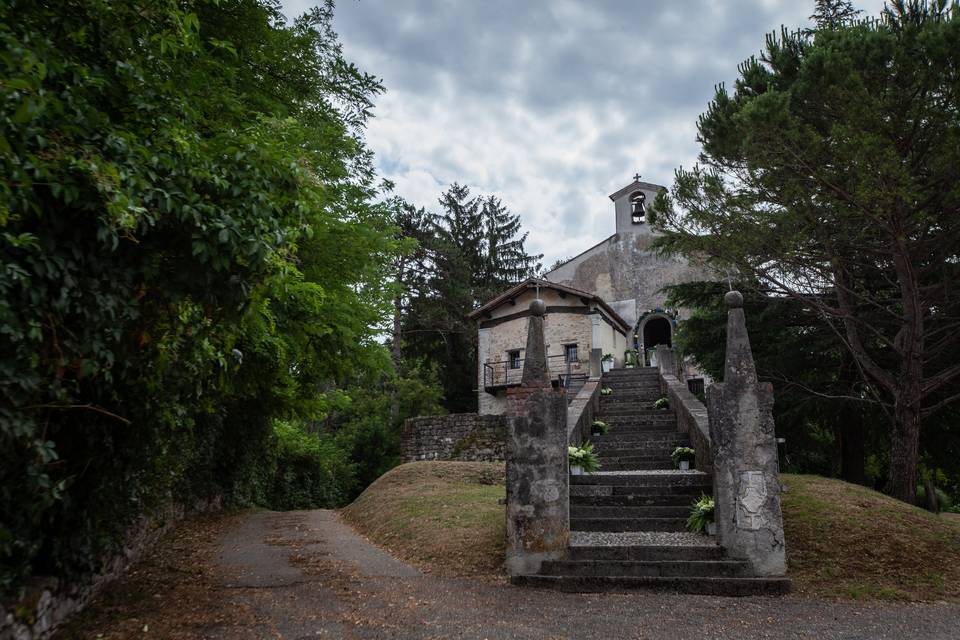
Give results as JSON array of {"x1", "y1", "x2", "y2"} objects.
[{"x1": 643, "y1": 316, "x2": 672, "y2": 349}]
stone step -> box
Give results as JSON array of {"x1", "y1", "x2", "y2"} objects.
[
  {"x1": 540, "y1": 559, "x2": 747, "y2": 578},
  {"x1": 571, "y1": 484, "x2": 709, "y2": 498},
  {"x1": 600, "y1": 380, "x2": 661, "y2": 388},
  {"x1": 593, "y1": 429, "x2": 684, "y2": 440},
  {"x1": 600, "y1": 381, "x2": 660, "y2": 389},
  {"x1": 595, "y1": 424, "x2": 678, "y2": 435},
  {"x1": 571, "y1": 505, "x2": 690, "y2": 519},
  {"x1": 592, "y1": 440, "x2": 688, "y2": 452},
  {"x1": 596, "y1": 453, "x2": 679, "y2": 463},
  {"x1": 593, "y1": 450, "x2": 687, "y2": 463},
  {"x1": 597, "y1": 461, "x2": 676, "y2": 471},
  {"x1": 599, "y1": 388, "x2": 664, "y2": 397},
  {"x1": 599, "y1": 416, "x2": 679, "y2": 427},
  {"x1": 570, "y1": 494, "x2": 700, "y2": 507},
  {"x1": 571, "y1": 472, "x2": 711, "y2": 487},
  {"x1": 594, "y1": 439, "x2": 688, "y2": 449},
  {"x1": 596, "y1": 425, "x2": 679, "y2": 435},
  {"x1": 599, "y1": 388, "x2": 662, "y2": 397},
  {"x1": 595, "y1": 450, "x2": 677, "y2": 461},
  {"x1": 603, "y1": 369, "x2": 659, "y2": 377},
  {"x1": 512, "y1": 575, "x2": 792, "y2": 596},
  {"x1": 571, "y1": 517, "x2": 688, "y2": 532},
  {"x1": 567, "y1": 544, "x2": 722, "y2": 562},
  {"x1": 598, "y1": 407, "x2": 676, "y2": 417},
  {"x1": 600, "y1": 400, "x2": 666, "y2": 409}
]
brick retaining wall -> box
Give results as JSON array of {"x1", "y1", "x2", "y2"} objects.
[{"x1": 401, "y1": 414, "x2": 508, "y2": 462}]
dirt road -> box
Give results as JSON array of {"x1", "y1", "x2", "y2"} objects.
[{"x1": 57, "y1": 510, "x2": 960, "y2": 639}]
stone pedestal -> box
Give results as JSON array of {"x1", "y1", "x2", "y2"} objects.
[
  {"x1": 655, "y1": 345, "x2": 677, "y2": 377},
  {"x1": 589, "y1": 348, "x2": 602, "y2": 378},
  {"x1": 505, "y1": 301, "x2": 569, "y2": 576},
  {"x1": 707, "y1": 291, "x2": 786, "y2": 576}
]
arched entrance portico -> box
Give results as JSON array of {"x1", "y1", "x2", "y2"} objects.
[
  {"x1": 635, "y1": 312, "x2": 675, "y2": 365},
  {"x1": 642, "y1": 316, "x2": 672, "y2": 349}
]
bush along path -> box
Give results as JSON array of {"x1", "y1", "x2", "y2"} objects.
[{"x1": 517, "y1": 367, "x2": 790, "y2": 595}]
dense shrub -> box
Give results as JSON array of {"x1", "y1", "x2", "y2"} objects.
[
  {"x1": 270, "y1": 421, "x2": 356, "y2": 510},
  {"x1": 0, "y1": 0, "x2": 396, "y2": 596}
]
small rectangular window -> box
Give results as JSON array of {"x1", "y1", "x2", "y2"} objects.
[
  {"x1": 508, "y1": 350, "x2": 522, "y2": 369},
  {"x1": 564, "y1": 344, "x2": 578, "y2": 363}
]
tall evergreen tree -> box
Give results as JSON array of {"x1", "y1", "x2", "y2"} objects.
[
  {"x1": 400, "y1": 184, "x2": 541, "y2": 412},
  {"x1": 479, "y1": 195, "x2": 542, "y2": 303},
  {"x1": 651, "y1": 0, "x2": 960, "y2": 503}
]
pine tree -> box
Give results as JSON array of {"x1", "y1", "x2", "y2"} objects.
[
  {"x1": 399, "y1": 184, "x2": 542, "y2": 412},
  {"x1": 810, "y1": 0, "x2": 862, "y2": 28},
  {"x1": 478, "y1": 195, "x2": 542, "y2": 303},
  {"x1": 652, "y1": 0, "x2": 960, "y2": 503}
]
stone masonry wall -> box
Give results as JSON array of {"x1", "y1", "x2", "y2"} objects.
[
  {"x1": 1, "y1": 497, "x2": 220, "y2": 640},
  {"x1": 401, "y1": 414, "x2": 507, "y2": 462}
]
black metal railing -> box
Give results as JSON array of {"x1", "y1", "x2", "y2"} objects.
[
  {"x1": 687, "y1": 377, "x2": 705, "y2": 396},
  {"x1": 483, "y1": 355, "x2": 585, "y2": 391}
]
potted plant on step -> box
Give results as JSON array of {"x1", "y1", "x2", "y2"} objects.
[
  {"x1": 591, "y1": 419, "x2": 608, "y2": 436},
  {"x1": 568, "y1": 442, "x2": 600, "y2": 475},
  {"x1": 601, "y1": 353, "x2": 614, "y2": 373},
  {"x1": 654, "y1": 396, "x2": 669, "y2": 410},
  {"x1": 624, "y1": 349, "x2": 639, "y2": 368},
  {"x1": 687, "y1": 493, "x2": 715, "y2": 535},
  {"x1": 600, "y1": 386, "x2": 613, "y2": 396},
  {"x1": 671, "y1": 446, "x2": 695, "y2": 470}
]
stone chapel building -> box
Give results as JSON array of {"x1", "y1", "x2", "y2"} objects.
[
  {"x1": 471, "y1": 175, "x2": 713, "y2": 415},
  {"x1": 545, "y1": 175, "x2": 712, "y2": 354},
  {"x1": 468, "y1": 278, "x2": 630, "y2": 415}
]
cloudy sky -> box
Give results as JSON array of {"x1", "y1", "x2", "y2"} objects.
[{"x1": 282, "y1": 0, "x2": 887, "y2": 268}]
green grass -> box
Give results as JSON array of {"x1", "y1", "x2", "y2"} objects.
[
  {"x1": 343, "y1": 463, "x2": 960, "y2": 600},
  {"x1": 340, "y1": 462, "x2": 506, "y2": 576}
]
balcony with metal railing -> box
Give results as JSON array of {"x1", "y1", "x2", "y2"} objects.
[{"x1": 482, "y1": 354, "x2": 587, "y2": 393}]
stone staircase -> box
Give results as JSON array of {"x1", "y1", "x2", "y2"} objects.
[{"x1": 516, "y1": 367, "x2": 790, "y2": 595}]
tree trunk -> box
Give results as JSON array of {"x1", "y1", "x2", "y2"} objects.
[
  {"x1": 838, "y1": 412, "x2": 866, "y2": 485},
  {"x1": 838, "y1": 353, "x2": 866, "y2": 485},
  {"x1": 887, "y1": 377, "x2": 922, "y2": 504},
  {"x1": 886, "y1": 233, "x2": 924, "y2": 504},
  {"x1": 389, "y1": 292, "x2": 403, "y2": 427}
]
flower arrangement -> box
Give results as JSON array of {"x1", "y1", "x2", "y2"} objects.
[
  {"x1": 624, "y1": 349, "x2": 639, "y2": 368},
  {"x1": 568, "y1": 442, "x2": 600, "y2": 473},
  {"x1": 600, "y1": 387, "x2": 613, "y2": 396},
  {"x1": 686, "y1": 493, "x2": 715, "y2": 534},
  {"x1": 591, "y1": 419, "x2": 608, "y2": 435},
  {"x1": 654, "y1": 396, "x2": 669, "y2": 410},
  {"x1": 671, "y1": 446, "x2": 695, "y2": 469},
  {"x1": 601, "y1": 353, "x2": 614, "y2": 361}
]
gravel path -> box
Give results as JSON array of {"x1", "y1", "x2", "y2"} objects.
[{"x1": 60, "y1": 510, "x2": 960, "y2": 639}]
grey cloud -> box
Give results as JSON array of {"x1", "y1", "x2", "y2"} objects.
[{"x1": 282, "y1": 0, "x2": 888, "y2": 266}]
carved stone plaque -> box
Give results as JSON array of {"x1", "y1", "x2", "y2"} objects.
[{"x1": 737, "y1": 471, "x2": 768, "y2": 531}]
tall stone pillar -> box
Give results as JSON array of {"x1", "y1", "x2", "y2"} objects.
[
  {"x1": 707, "y1": 291, "x2": 786, "y2": 576},
  {"x1": 505, "y1": 299, "x2": 569, "y2": 576}
]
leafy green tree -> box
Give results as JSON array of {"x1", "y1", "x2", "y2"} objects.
[
  {"x1": 0, "y1": 0, "x2": 397, "y2": 593},
  {"x1": 400, "y1": 184, "x2": 541, "y2": 412},
  {"x1": 332, "y1": 363, "x2": 446, "y2": 494},
  {"x1": 651, "y1": 0, "x2": 960, "y2": 503}
]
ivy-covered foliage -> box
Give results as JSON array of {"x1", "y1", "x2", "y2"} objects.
[{"x1": 0, "y1": 0, "x2": 400, "y2": 595}]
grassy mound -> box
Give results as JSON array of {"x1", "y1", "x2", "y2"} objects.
[
  {"x1": 781, "y1": 473, "x2": 960, "y2": 600},
  {"x1": 340, "y1": 461, "x2": 506, "y2": 576},
  {"x1": 342, "y1": 462, "x2": 960, "y2": 600}
]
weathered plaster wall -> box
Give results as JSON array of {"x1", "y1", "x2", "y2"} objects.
[
  {"x1": 546, "y1": 230, "x2": 712, "y2": 330},
  {"x1": 477, "y1": 287, "x2": 625, "y2": 415},
  {"x1": 401, "y1": 414, "x2": 507, "y2": 462}
]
